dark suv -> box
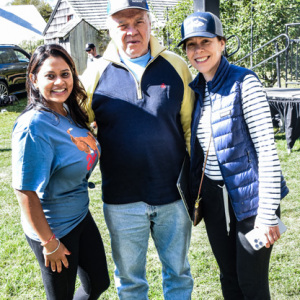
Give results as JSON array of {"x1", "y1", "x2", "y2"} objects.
[{"x1": 0, "y1": 44, "x2": 30, "y2": 98}]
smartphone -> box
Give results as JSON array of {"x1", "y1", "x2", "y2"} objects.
[{"x1": 245, "y1": 217, "x2": 287, "y2": 251}]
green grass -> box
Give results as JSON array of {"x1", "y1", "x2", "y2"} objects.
[{"x1": 0, "y1": 97, "x2": 299, "y2": 299}]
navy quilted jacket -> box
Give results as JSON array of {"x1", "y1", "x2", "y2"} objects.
[{"x1": 189, "y1": 57, "x2": 288, "y2": 221}]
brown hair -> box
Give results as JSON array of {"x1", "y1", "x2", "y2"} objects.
[{"x1": 24, "y1": 44, "x2": 89, "y2": 129}]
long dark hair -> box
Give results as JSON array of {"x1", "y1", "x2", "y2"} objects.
[{"x1": 23, "y1": 44, "x2": 89, "y2": 129}]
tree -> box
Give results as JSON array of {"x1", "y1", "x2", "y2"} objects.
[
  {"x1": 161, "y1": 0, "x2": 300, "y2": 86},
  {"x1": 10, "y1": 0, "x2": 53, "y2": 22},
  {"x1": 18, "y1": 39, "x2": 44, "y2": 55},
  {"x1": 159, "y1": 0, "x2": 193, "y2": 59},
  {"x1": 221, "y1": 0, "x2": 300, "y2": 86}
]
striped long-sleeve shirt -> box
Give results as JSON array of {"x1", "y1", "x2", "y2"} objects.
[{"x1": 197, "y1": 74, "x2": 281, "y2": 226}]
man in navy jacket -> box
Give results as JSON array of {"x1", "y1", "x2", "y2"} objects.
[{"x1": 82, "y1": 0, "x2": 195, "y2": 299}]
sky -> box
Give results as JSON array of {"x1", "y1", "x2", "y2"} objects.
[{"x1": 1, "y1": 0, "x2": 58, "y2": 8}]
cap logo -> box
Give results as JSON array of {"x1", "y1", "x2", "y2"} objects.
[
  {"x1": 192, "y1": 16, "x2": 207, "y2": 26},
  {"x1": 193, "y1": 19, "x2": 204, "y2": 27},
  {"x1": 185, "y1": 16, "x2": 207, "y2": 30}
]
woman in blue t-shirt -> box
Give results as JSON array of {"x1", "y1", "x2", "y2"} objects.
[{"x1": 12, "y1": 44, "x2": 109, "y2": 299}]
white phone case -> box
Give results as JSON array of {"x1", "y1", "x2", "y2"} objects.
[
  {"x1": 245, "y1": 217, "x2": 287, "y2": 251},
  {"x1": 245, "y1": 228, "x2": 267, "y2": 250}
]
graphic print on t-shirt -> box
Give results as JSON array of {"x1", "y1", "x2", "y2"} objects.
[{"x1": 67, "y1": 128, "x2": 100, "y2": 170}]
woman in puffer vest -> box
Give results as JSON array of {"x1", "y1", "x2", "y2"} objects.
[{"x1": 178, "y1": 11, "x2": 288, "y2": 300}]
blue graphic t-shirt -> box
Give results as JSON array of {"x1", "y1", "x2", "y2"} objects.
[{"x1": 12, "y1": 109, "x2": 100, "y2": 241}]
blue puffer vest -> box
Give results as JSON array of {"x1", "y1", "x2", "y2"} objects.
[{"x1": 189, "y1": 57, "x2": 289, "y2": 221}]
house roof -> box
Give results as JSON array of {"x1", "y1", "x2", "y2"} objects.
[
  {"x1": 0, "y1": 5, "x2": 46, "y2": 44},
  {"x1": 68, "y1": 0, "x2": 106, "y2": 29},
  {"x1": 54, "y1": 18, "x2": 82, "y2": 38},
  {"x1": 44, "y1": 0, "x2": 180, "y2": 35},
  {"x1": 55, "y1": 18, "x2": 98, "y2": 39}
]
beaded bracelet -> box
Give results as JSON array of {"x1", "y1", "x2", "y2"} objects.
[
  {"x1": 43, "y1": 239, "x2": 61, "y2": 256},
  {"x1": 41, "y1": 233, "x2": 56, "y2": 246}
]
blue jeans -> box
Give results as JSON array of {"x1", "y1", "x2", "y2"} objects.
[{"x1": 103, "y1": 200, "x2": 193, "y2": 300}]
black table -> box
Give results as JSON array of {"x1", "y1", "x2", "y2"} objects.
[{"x1": 264, "y1": 88, "x2": 300, "y2": 152}]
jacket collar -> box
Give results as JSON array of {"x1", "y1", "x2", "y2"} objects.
[
  {"x1": 189, "y1": 56, "x2": 230, "y2": 95},
  {"x1": 103, "y1": 35, "x2": 166, "y2": 63}
]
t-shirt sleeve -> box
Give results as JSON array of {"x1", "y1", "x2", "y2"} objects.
[{"x1": 12, "y1": 128, "x2": 54, "y2": 192}]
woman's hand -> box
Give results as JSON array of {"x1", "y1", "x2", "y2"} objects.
[
  {"x1": 254, "y1": 219, "x2": 281, "y2": 248},
  {"x1": 43, "y1": 239, "x2": 71, "y2": 273},
  {"x1": 14, "y1": 189, "x2": 72, "y2": 272}
]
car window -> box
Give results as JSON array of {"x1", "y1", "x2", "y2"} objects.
[
  {"x1": 0, "y1": 51, "x2": 4, "y2": 64},
  {"x1": 0, "y1": 50, "x2": 9, "y2": 64},
  {"x1": 0, "y1": 49, "x2": 18, "y2": 64},
  {"x1": 14, "y1": 50, "x2": 30, "y2": 63}
]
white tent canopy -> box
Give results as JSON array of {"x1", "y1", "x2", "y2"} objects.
[{"x1": 0, "y1": 5, "x2": 46, "y2": 44}]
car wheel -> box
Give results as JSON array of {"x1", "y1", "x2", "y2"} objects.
[{"x1": 0, "y1": 81, "x2": 9, "y2": 98}]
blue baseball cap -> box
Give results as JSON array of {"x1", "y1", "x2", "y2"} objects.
[
  {"x1": 177, "y1": 12, "x2": 224, "y2": 47},
  {"x1": 107, "y1": 0, "x2": 149, "y2": 16}
]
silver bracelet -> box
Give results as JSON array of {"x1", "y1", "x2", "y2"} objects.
[{"x1": 43, "y1": 239, "x2": 60, "y2": 256}]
